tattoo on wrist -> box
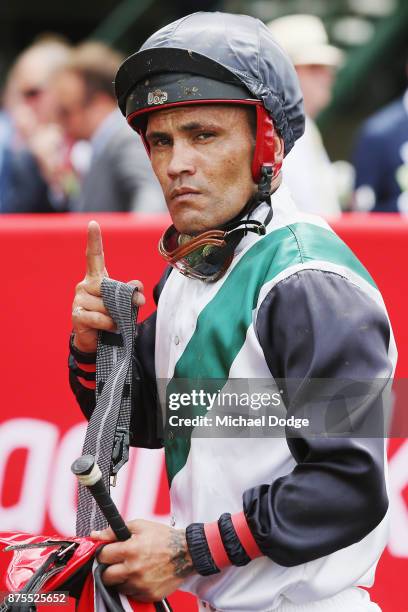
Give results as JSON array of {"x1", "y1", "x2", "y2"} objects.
[{"x1": 169, "y1": 529, "x2": 194, "y2": 578}]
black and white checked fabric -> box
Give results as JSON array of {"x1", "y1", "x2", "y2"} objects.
[{"x1": 76, "y1": 278, "x2": 137, "y2": 536}]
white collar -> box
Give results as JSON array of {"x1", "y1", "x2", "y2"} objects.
[{"x1": 232, "y1": 183, "x2": 297, "y2": 256}]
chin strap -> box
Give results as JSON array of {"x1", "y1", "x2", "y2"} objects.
[
  {"x1": 250, "y1": 163, "x2": 274, "y2": 225},
  {"x1": 230, "y1": 164, "x2": 273, "y2": 232},
  {"x1": 223, "y1": 163, "x2": 274, "y2": 238},
  {"x1": 255, "y1": 164, "x2": 274, "y2": 207}
]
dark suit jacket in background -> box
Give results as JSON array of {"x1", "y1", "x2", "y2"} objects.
[
  {"x1": 73, "y1": 110, "x2": 166, "y2": 213},
  {"x1": 353, "y1": 93, "x2": 408, "y2": 213}
]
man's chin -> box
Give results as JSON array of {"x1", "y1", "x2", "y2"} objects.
[
  {"x1": 171, "y1": 211, "x2": 211, "y2": 236},
  {"x1": 173, "y1": 223, "x2": 209, "y2": 236}
]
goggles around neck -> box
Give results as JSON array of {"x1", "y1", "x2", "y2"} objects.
[{"x1": 159, "y1": 217, "x2": 268, "y2": 283}]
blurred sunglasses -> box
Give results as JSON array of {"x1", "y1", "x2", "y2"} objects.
[{"x1": 21, "y1": 87, "x2": 44, "y2": 100}]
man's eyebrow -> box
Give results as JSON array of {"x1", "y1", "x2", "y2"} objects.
[
  {"x1": 180, "y1": 121, "x2": 220, "y2": 132},
  {"x1": 146, "y1": 122, "x2": 221, "y2": 140},
  {"x1": 145, "y1": 130, "x2": 169, "y2": 141}
]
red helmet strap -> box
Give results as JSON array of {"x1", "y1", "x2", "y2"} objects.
[{"x1": 251, "y1": 104, "x2": 280, "y2": 183}]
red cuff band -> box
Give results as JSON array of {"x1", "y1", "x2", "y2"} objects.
[
  {"x1": 77, "y1": 376, "x2": 96, "y2": 390},
  {"x1": 204, "y1": 522, "x2": 230, "y2": 569},
  {"x1": 231, "y1": 512, "x2": 262, "y2": 559},
  {"x1": 75, "y1": 360, "x2": 96, "y2": 373}
]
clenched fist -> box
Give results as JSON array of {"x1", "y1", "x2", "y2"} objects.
[{"x1": 72, "y1": 221, "x2": 145, "y2": 353}]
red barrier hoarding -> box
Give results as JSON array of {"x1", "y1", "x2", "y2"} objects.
[{"x1": 0, "y1": 213, "x2": 407, "y2": 611}]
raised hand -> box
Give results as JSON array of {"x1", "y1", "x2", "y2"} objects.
[{"x1": 72, "y1": 221, "x2": 145, "y2": 353}]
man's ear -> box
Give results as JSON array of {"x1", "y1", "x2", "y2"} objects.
[{"x1": 274, "y1": 134, "x2": 284, "y2": 165}]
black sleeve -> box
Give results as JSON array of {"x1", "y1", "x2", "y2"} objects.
[
  {"x1": 68, "y1": 339, "x2": 97, "y2": 421},
  {"x1": 130, "y1": 310, "x2": 162, "y2": 448},
  {"x1": 242, "y1": 268, "x2": 392, "y2": 566}
]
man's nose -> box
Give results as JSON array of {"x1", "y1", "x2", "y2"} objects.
[{"x1": 167, "y1": 141, "x2": 195, "y2": 178}]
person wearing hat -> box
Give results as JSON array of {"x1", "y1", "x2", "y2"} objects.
[
  {"x1": 267, "y1": 14, "x2": 343, "y2": 217},
  {"x1": 69, "y1": 12, "x2": 394, "y2": 611}
]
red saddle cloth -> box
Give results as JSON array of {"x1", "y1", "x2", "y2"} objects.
[{"x1": 0, "y1": 532, "x2": 161, "y2": 611}]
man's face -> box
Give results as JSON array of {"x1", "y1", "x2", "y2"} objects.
[
  {"x1": 146, "y1": 105, "x2": 256, "y2": 234},
  {"x1": 52, "y1": 70, "x2": 91, "y2": 141},
  {"x1": 8, "y1": 53, "x2": 58, "y2": 127},
  {"x1": 296, "y1": 64, "x2": 335, "y2": 118}
]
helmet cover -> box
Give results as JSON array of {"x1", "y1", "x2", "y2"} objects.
[{"x1": 115, "y1": 11, "x2": 305, "y2": 175}]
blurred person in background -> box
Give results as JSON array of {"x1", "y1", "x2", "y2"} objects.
[
  {"x1": 267, "y1": 14, "x2": 343, "y2": 217},
  {"x1": 0, "y1": 107, "x2": 13, "y2": 203},
  {"x1": 1, "y1": 37, "x2": 72, "y2": 213},
  {"x1": 50, "y1": 42, "x2": 165, "y2": 213},
  {"x1": 352, "y1": 63, "x2": 408, "y2": 213}
]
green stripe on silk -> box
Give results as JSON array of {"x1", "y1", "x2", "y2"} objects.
[{"x1": 165, "y1": 222, "x2": 377, "y2": 484}]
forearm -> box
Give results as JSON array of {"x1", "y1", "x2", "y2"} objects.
[
  {"x1": 68, "y1": 335, "x2": 97, "y2": 420},
  {"x1": 169, "y1": 528, "x2": 195, "y2": 579},
  {"x1": 186, "y1": 511, "x2": 262, "y2": 576},
  {"x1": 242, "y1": 436, "x2": 388, "y2": 566},
  {"x1": 185, "y1": 435, "x2": 388, "y2": 574}
]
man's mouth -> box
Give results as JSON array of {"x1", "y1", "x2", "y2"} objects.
[{"x1": 170, "y1": 186, "x2": 201, "y2": 201}]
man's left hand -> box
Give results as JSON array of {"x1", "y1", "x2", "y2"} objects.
[{"x1": 91, "y1": 519, "x2": 194, "y2": 602}]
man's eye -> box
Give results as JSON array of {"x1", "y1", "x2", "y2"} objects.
[
  {"x1": 196, "y1": 132, "x2": 216, "y2": 141},
  {"x1": 152, "y1": 138, "x2": 171, "y2": 147}
]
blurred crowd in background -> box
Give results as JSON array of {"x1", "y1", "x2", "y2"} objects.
[{"x1": 0, "y1": 0, "x2": 407, "y2": 217}]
